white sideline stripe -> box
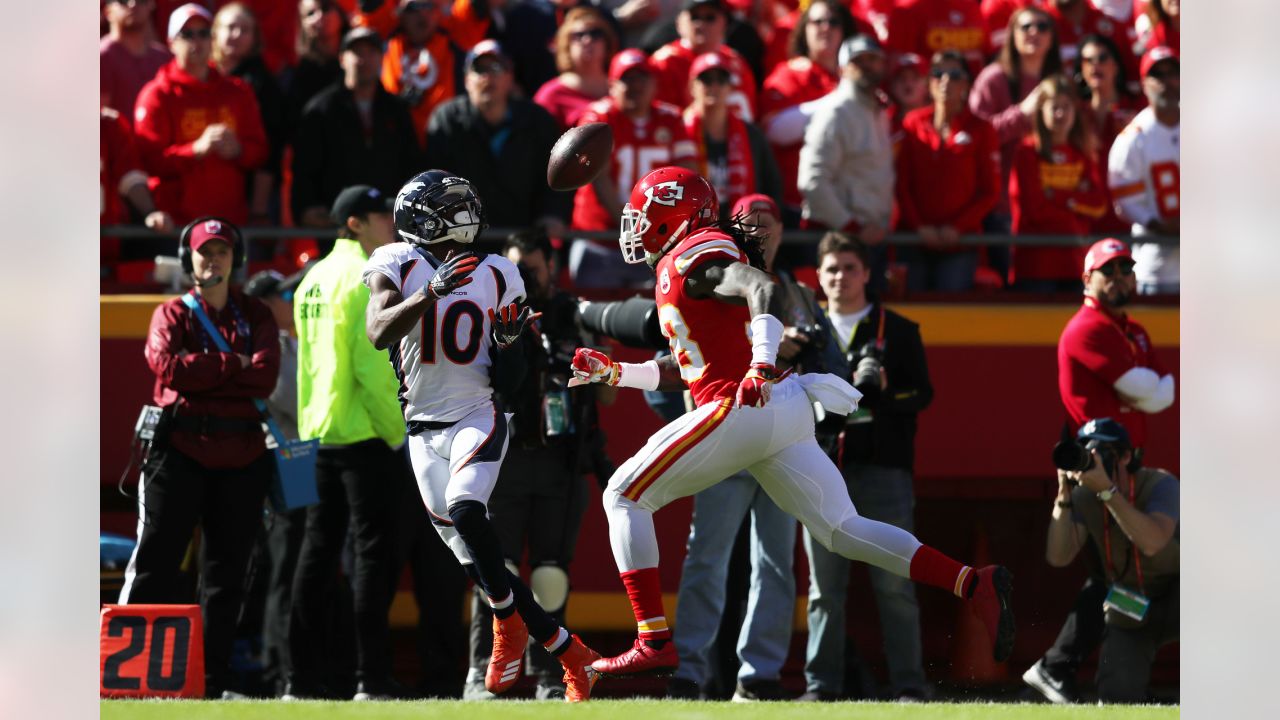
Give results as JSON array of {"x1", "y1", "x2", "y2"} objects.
[{"x1": 117, "y1": 471, "x2": 148, "y2": 603}]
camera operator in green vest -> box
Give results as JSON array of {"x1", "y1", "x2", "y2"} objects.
[{"x1": 1045, "y1": 418, "x2": 1179, "y2": 704}]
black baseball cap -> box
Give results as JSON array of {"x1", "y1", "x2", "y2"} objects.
[
  {"x1": 1076, "y1": 418, "x2": 1131, "y2": 447},
  {"x1": 330, "y1": 184, "x2": 393, "y2": 225},
  {"x1": 341, "y1": 26, "x2": 382, "y2": 52},
  {"x1": 245, "y1": 268, "x2": 306, "y2": 300}
]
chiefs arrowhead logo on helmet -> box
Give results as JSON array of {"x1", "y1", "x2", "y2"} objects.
[{"x1": 645, "y1": 181, "x2": 685, "y2": 207}]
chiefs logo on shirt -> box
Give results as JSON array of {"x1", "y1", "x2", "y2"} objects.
[{"x1": 646, "y1": 181, "x2": 685, "y2": 207}]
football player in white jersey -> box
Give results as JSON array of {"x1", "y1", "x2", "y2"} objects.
[
  {"x1": 1108, "y1": 46, "x2": 1179, "y2": 294},
  {"x1": 362, "y1": 170, "x2": 601, "y2": 702}
]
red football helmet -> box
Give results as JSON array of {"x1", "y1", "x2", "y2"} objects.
[{"x1": 619, "y1": 166, "x2": 719, "y2": 264}]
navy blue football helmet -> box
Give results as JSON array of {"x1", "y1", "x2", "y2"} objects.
[{"x1": 393, "y1": 170, "x2": 487, "y2": 246}]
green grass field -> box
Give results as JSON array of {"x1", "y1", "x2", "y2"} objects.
[{"x1": 101, "y1": 699, "x2": 1178, "y2": 720}]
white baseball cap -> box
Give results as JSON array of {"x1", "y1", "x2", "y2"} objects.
[{"x1": 167, "y1": 3, "x2": 213, "y2": 42}]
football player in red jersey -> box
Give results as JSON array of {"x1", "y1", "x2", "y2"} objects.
[{"x1": 571, "y1": 166, "x2": 1017, "y2": 679}]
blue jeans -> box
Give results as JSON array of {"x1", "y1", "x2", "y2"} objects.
[
  {"x1": 673, "y1": 471, "x2": 797, "y2": 685},
  {"x1": 899, "y1": 246, "x2": 978, "y2": 292},
  {"x1": 803, "y1": 463, "x2": 927, "y2": 696}
]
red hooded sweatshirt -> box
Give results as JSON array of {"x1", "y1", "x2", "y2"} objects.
[{"x1": 134, "y1": 61, "x2": 267, "y2": 225}]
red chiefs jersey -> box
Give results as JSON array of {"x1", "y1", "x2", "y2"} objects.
[
  {"x1": 571, "y1": 99, "x2": 696, "y2": 231},
  {"x1": 654, "y1": 228, "x2": 753, "y2": 408},
  {"x1": 650, "y1": 42, "x2": 757, "y2": 121},
  {"x1": 1057, "y1": 296, "x2": 1165, "y2": 448},
  {"x1": 887, "y1": 0, "x2": 990, "y2": 76},
  {"x1": 760, "y1": 57, "x2": 840, "y2": 210},
  {"x1": 1009, "y1": 140, "x2": 1108, "y2": 281}
]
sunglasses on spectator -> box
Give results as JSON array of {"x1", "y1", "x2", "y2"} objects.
[
  {"x1": 570, "y1": 29, "x2": 607, "y2": 43},
  {"x1": 690, "y1": 12, "x2": 721, "y2": 23},
  {"x1": 930, "y1": 68, "x2": 966, "y2": 81},
  {"x1": 470, "y1": 61, "x2": 506, "y2": 76},
  {"x1": 177, "y1": 28, "x2": 212, "y2": 40},
  {"x1": 1095, "y1": 260, "x2": 1136, "y2": 277},
  {"x1": 1019, "y1": 20, "x2": 1053, "y2": 33},
  {"x1": 1147, "y1": 65, "x2": 1179, "y2": 81},
  {"x1": 697, "y1": 71, "x2": 732, "y2": 86},
  {"x1": 1081, "y1": 50, "x2": 1113, "y2": 65},
  {"x1": 809, "y1": 16, "x2": 838, "y2": 28}
]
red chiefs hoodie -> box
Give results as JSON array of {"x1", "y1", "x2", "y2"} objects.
[{"x1": 134, "y1": 60, "x2": 266, "y2": 225}]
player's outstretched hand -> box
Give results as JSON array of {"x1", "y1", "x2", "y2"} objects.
[
  {"x1": 734, "y1": 362, "x2": 791, "y2": 408},
  {"x1": 427, "y1": 252, "x2": 480, "y2": 298},
  {"x1": 489, "y1": 303, "x2": 543, "y2": 349},
  {"x1": 569, "y1": 347, "x2": 619, "y2": 387}
]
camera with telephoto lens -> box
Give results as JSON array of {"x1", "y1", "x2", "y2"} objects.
[
  {"x1": 578, "y1": 297, "x2": 667, "y2": 349},
  {"x1": 844, "y1": 340, "x2": 885, "y2": 399},
  {"x1": 1052, "y1": 438, "x2": 1118, "y2": 479}
]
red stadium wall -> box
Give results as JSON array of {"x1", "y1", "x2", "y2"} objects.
[{"x1": 100, "y1": 296, "x2": 1178, "y2": 677}]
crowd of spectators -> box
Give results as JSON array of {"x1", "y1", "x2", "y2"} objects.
[{"x1": 102, "y1": 0, "x2": 1180, "y2": 295}]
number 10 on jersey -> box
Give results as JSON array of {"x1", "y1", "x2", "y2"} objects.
[{"x1": 420, "y1": 300, "x2": 485, "y2": 365}]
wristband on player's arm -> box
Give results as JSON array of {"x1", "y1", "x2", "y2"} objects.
[
  {"x1": 749, "y1": 314, "x2": 784, "y2": 367},
  {"x1": 614, "y1": 360, "x2": 661, "y2": 391}
]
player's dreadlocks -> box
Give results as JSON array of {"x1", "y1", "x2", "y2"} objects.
[{"x1": 718, "y1": 214, "x2": 768, "y2": 271}]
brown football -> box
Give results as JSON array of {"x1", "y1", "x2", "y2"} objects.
[{"x1": 546, "y1": 122, "x2": 614, "y2": 191}]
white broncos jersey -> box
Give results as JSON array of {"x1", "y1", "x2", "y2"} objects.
[{"x1": 363, "y1": 243, "x2": 525, "y2": 423}]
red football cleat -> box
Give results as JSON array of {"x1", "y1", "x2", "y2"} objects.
[
  {"x1": 970, "y1": 565, "x2": 1015, "y2": 662},
  {"x1": 590, "y1": 637, "x2": 678, "y2": 678},
  {"x1": 486, "y1": 613, "x2": 528, "y2": 694},
  {"x1": 558, "y1": 634, "x2": 602, "y2": 702}
]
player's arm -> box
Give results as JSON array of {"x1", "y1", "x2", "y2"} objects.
[
  {"x1": 569, "y1": 349, "x2": 684, "y2": 392},
  {"x1": 365, "y1": 253, "x2": 480, "y2": 350}
]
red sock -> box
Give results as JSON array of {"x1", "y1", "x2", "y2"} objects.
[
  {"x1": 620, "y1": 568, "x2": 670, "y2": 641},
  {"x1": 909, "y1": 545, "x2": 975, "y2": 598}
]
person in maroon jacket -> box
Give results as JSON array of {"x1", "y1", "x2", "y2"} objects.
[
  {"x1": 895, "y1": 51, "x2": 1000, "y2": 292},
  {"x1": 134, "y1": 4, "x2": 268, "y2": 226},
  {"x1": 118, "y1": 217, "x2": 280, "y2": 699}
]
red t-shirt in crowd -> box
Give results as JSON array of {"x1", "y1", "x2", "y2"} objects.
[
  {"x1": 759, "y1": 57, "x2": 840, "y2": 211},
  {"x1": 895, "y1": 106, "x2": 1001, "y2": 233},
  {"x1": 534, "y1": 76, "x2": 605, "y2": 131},
  {"x1": 101, "y1": 108, "x2": 147, "y2": 226},
  {"x1": 1009, "y1": 139, "x2": 1108, "y2": 280},
  {"x1": 650, "y1": 41, "x2": 757, "y2": 121},
  {"x1": 886, "y1": 0, "x2": 991, "y2": 77},
  {"x1": 240, "y1": 0, "x2": 299, "y2": 73},
  {"x1": 134, "y1": 61, "x2": 268, "y2": 225},
  {"x1": 1082, "y1": 95, "x2": 1144, "y2": 233},
  {"x1": 145, "y1": 290, "x2": 281, "y2": 469},
  {"x1": 1057, "y1": 296, "x2": 1165, "y2": 448},
  {"x1": 99, "y1": 35, "x2": 171, "y2": 123},
  {"x1": 571, "y1": 99, "x2": 696, "y2": 231}
]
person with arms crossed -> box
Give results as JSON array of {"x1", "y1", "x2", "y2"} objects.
[
  {"x1": 570, "y1": 165, "x2": 1015, "y2": 681},
  {"x1": 362, "y1": 170, "x2": 602, "y2": 702}
]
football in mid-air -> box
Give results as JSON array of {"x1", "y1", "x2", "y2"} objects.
[{"x1": 547, "y1": 122, "x2": 614, "y2": 191}]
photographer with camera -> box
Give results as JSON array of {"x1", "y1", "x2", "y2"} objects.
[
  {"x1": 799, "y1": 231, "x2": 934, "y2": 701},
  {"x1": 1024, "y1": 237, "x2": 1176, "y2": 703},
  {"x1": 1044, "y1": 418, "x2": 1179, "y2": 704},
  {"x1": 464, "y1": 229, "x2": 617, "y2": 700}
]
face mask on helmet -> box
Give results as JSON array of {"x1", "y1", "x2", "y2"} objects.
[{"x1": 394, "y1": 173, "x2": 487, "y2": 247}]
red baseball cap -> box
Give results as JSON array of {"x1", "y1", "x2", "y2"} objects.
[
  {"x1": 188, "y1": 218, "x2": 237, "y2": 253},
  {"x1": 731, "y1": 193, "x2": 779, "y2": 220},
  {"x1": 609, "y1": 49, "x2": 653, "y2": 82},
  {"x1": 689, "y1": 51, "x2": 731, "y2": 83},
  {"x1": 1140, "y1": 45, "x2": 1178, "y2": 80},
  {"x1": 1084, "y1": 238, "x2": 1132, "y2": 273}
]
